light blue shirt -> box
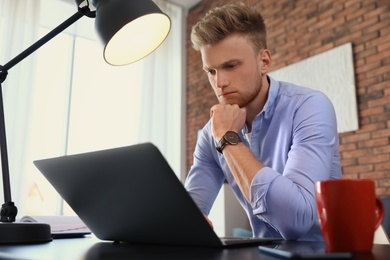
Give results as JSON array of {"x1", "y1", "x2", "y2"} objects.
[{"x1": 185, "y1": 76, "x2": 342, "y2": 241}]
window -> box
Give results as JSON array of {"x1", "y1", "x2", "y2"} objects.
[{"x1": 0, "y1": 0, "x2": 184, "y2": 217}]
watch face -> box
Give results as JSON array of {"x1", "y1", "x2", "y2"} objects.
[{"x1": 225, "y1": 131, "x2": 240, "y2": 144}]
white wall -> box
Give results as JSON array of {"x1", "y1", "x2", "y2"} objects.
[{"x1": 269, "y1": 43, "x2": 358, "y2": 133}]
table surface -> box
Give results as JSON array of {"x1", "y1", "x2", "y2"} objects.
[{"x1": 0, "y1": 235, "x2": 389, "y2": 260}]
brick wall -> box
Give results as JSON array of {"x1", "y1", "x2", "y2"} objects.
[{"x1": 186, "y1": 0, "x2": 390, "y2": 196}]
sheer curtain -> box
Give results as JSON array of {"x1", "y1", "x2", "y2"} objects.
[
  {"x1": 0, "y1": 0, "x2": 41, "y2": 214},
  {"x1": 138, "y1": 0, "x2": 185, "y2": 177}
]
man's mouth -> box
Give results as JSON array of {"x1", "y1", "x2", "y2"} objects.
[{"x1": 220, "y1": 91, "x2": 236, "y2": 98}]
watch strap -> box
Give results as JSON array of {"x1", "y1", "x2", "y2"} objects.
[{"x1": 216, "y1": 138, "x2": 227, "y2": 153}]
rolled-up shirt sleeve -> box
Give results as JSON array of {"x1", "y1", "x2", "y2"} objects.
[{"x1": 250, "y1": 89, "x2": 340, "y2": 240}]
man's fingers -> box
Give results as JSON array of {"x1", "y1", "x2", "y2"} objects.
[{"x1": 204, "y1": 215, "x2": 214, "y2": 229}]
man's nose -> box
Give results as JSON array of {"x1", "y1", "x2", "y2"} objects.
[{"x1": 216, "y1": 71, "x2": 229, "y2": 88}]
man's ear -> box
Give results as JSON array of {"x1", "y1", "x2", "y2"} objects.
[{"x1": 258, "y1": 49, "x2": 272, "y2": 73}]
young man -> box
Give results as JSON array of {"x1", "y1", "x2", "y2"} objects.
[{"x1": 185, "y1": 2, "x2": 342, "y2": 241}]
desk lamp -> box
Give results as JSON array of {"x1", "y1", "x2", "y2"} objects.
[{"x1": 0, "y1": 0, "x2": 171, "y2": 243}]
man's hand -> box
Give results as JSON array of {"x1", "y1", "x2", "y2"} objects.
[
  {"x1": 204, "y1": 215, "x2": 214, "y2": 229},
  {"x1": 210, "y1": 104, "x2": 246, "y2": 141}
]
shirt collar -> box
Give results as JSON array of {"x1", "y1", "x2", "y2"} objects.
[
  {"x1": 242, "y1": 76, "x2": 279, "y2": 134},
  {"x1": 262, "y1": 75, "x2": 279, "y2": 119}
]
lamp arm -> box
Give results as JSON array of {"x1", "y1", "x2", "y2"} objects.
[
  {"x1": 1, "y1": 6, "x2": 95, "y2": 74},
  {"x1": 0, "y1": 81, "x2": 14, "y2": 222},
  {"x1": 0, "y1": 6, "x2": 95, "y2": 223}
]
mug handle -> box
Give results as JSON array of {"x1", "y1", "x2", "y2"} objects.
[{"x1": 374, "y1": 197, "x2": 385, "y2": 230}]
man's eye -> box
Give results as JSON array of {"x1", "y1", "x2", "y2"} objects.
[
  {"x1": 225, "y1": 63, "x2": 237, "y2": 69},
  {"x1": 207, "y1": 69, "x2": 216, "y2": 76}
]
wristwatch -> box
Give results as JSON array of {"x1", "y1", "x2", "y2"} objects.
[{"x1": 216, "y1": 131, "x2": 241, "y2": 153}]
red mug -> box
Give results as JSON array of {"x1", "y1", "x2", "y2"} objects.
[{"x1": 315, "y1": 179, "x2": 384, "y2": 252}]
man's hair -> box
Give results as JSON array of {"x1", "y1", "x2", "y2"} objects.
[{"x1": 191, "y1": 2, "x2": 267, "y2": 53}]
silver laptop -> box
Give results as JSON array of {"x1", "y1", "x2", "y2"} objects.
[{"x1": 34, "y1": 143, "x2": 281, "y2": 247}]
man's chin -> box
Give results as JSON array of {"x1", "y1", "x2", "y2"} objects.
[
  {"x1": 221, "y1": 101, "x2": 244, "y2": 108},
  {"x1": 220, "y1": 99, "x2": 239, "y2": 106}
]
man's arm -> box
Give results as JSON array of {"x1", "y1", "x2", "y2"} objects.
[
  {"x1": 210, "y1": 103, "x2": 261, "y2": 202},
  {"x1": 185, "y1": 127, "x2": 226, "y2": 216},
  {"x1": 258, "y1": 92, "x2": 339, "y2": 240}
]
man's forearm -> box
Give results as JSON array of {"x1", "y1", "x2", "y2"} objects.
[{"x1": 221, "y1": 142, "x2": 264, "y2": 202}]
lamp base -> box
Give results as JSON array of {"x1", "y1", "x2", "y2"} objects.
[{"x1": 0, "y1": 222, "x2": 52, "y2": 244}]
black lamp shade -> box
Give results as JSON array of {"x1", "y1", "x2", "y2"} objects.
[{"x1": 92, "y1": 0, "x2": 171, "y2": 66}]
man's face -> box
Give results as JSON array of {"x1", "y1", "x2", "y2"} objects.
[{"x1": 200, "y1": 34, "x2": 264, "y2": 108}]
